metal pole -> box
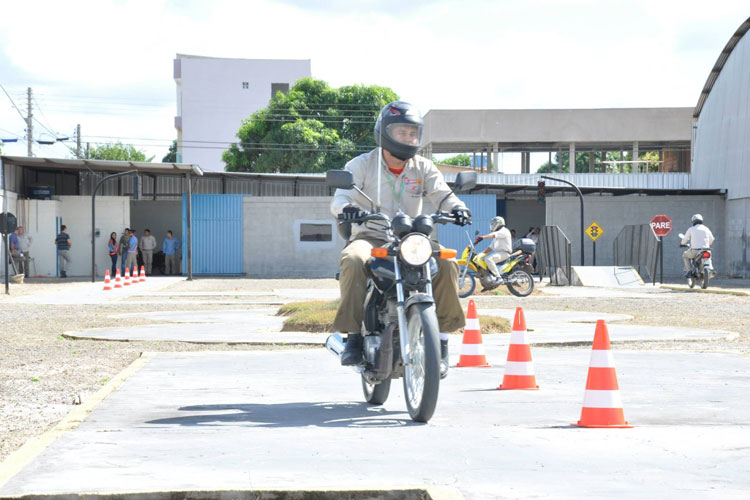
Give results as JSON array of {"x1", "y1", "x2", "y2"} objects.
[
  {"x1": 541, "y1": 175, "x2": 585, "y2": 266},
  {"x1": 593, "y1": 241, "x2": 596, "y2": 266},
  {"x1": 186, "y1": 172, "x2": 193, "y2": 281},
  {"x1": 659, "y1": 236, "x2": 664, "y2": 284},
  {"x1": 26, "y1": 88, "x2": 33, "y2": 157},
  {"x1": 91, "y1": 170, "x2": 137, "y2": 282}
]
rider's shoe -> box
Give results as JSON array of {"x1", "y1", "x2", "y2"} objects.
[
  {"x1": 341, "y1": 333, "x2": 364, "y2": 366},
  {"x1": 684, "y1": 271, "x2": 692, "y2": 278},
  {"x1": 440, "y1": 338, "x2": 449, "y2": 379}
]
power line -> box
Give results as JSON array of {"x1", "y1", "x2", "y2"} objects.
[{"x1": 0, "y1": 82, "x2": 28, "y2": 123}]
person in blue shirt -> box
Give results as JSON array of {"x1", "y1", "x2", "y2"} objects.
[
  {"x1": 124, "y1": 229, "x2": 138, "y2": 272},
  {"x1": 162, "y1": 230, "x2": 181, "y2": 275},
  {"x1": 54, "y1": 225, "x2": 72, "y2": 278}
]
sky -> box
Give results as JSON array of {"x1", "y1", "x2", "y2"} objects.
[{"x1": 0, "y1": 0, "x2": 747, "y2": 171}]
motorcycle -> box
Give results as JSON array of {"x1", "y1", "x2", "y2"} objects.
[
  {"x1": 324, "y1": 169, "x2": 477, "y2": 423},
  {"x1": 678, "y1": 233, "x2": 714, "y2": 289},
  {"x1": 456, "y1": 233, "x2": 536, "y2": 298}
]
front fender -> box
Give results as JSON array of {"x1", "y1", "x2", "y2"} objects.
[{"x1": 405, "y1": 293, "x2": 434, "y2": 311}]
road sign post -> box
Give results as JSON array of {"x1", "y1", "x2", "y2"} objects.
[
  {"x1": 650, "y1": 215, "x2": 672, "y2": 285},
  {"x1": 585, "y1": 221, "x2": 604, "y2": 266}
]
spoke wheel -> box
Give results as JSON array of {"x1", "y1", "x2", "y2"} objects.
[
  {"x1": 701, "y1": 268, "x2": 710, "y2": 289},
  {"x1": 687, "y1": 275, "x2": 696, "y2": 288},
  {"x1": 362, "y1": 376, "x2": 391, "y2": 405},
  {"x1": 457, "y1": 267, "x2": 476, "y2": 298},
  {"x1": 506, "y1": 269, "x2": 534, "y2": 297},
  {"x1": 403, "y1": 303, "x2": 440, "y2": 423}
]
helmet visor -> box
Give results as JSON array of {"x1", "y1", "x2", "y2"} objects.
[{"x1": 385, "y1": 123, "x2": 422, "y2": 147}]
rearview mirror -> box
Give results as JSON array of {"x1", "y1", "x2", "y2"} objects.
[
  {"x1": 453, "y1": 171, "x2": 477, "y2": 192},
  {"x1": 326, "y1": 170, "x2": 354, "y2": 190}
]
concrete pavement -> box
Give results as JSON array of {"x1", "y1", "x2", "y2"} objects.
[{"x1": 2, "y1": 346, "x2": 749, "y2": 499}]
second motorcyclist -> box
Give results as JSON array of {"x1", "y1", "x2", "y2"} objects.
[
  {"x1": 330, "y1": 101, "x2": 472, "y2": 378},
  {"x1": 475, "y1": 216, "x2": 513, "y2": 285},
  {"x1": 680, "y1": 213, "x2": 715, "y2": 277}
]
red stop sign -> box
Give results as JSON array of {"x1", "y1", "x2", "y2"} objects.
[{"x1": 650, "y1": 214, "x2": 672, "y2": 237}]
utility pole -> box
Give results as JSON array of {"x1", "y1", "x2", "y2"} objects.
[
  {"x1": 26, "y1": 87, "x2": 33, "y2": 157},
  {"x1": 76, "y1": 124, "x2": 82, "y2": 159}
]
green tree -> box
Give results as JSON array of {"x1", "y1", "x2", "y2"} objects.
[
  {"x1": 434, "y1": 154, "x2": 471, "y2": 166},
  {"x1": 86, "y1": 142, "x2": 153, "y2": 162},
  {"x1": 162, "y1": 140, "x2": 177, "y2": 162},
  {"x1": 222, "y1": 78, "x2": 398, "y2": 173}
]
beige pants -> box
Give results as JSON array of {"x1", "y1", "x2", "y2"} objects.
[
  {"x1": 142, "y1": 250, "x2": 153, "y2": 274},
  {"x1": 483, "y1": 251, "x2": 510, "y2": 277},
  {"x1": 683, "y1": 248, "x2": 701, "y2": 272},
  {"x1": 333, "y1": 238, "x2": 465, "y2": 334}
]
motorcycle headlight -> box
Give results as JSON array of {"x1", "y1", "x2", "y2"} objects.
[{"x1": 399, "y1": 233, "x2": 432, "y2": 267}]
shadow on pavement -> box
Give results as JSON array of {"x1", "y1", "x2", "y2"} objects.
[{"x1": 145, "y1": 401, "x2": 418, "y2": 428}]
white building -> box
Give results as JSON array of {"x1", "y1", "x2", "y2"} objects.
[{"x1": 174, "y1": 54, "x2": 311, "y2": 172}]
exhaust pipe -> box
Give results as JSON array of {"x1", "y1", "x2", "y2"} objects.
[{"x1": 325, "y1": 334, "x2": 345, "y2": 357}]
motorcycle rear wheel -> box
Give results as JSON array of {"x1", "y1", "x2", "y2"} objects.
[
  {"x1": 701, "y1": 268, "x2": 710, "y2": 289},
  {"x1": 403, "y1": 303, "x2": 441, "y2": 423},
  {"x1": 362, "y1": 376, "x2": 391, "y2": 405},
  {"x1": 457, "y1": 267, "x2": 476, "y2": 298},
  {"x1": 506, "y1": 269, "x2": 534, "y2": 297}
]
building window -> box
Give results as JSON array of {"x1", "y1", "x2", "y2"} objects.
[
  {"x1": 271, "y1": 82, "x2": 289, "y2": 97},
  {"x1": 299, "y1": 223, "x2": 332, "y2": 242},
  {"x1": 242, "y1": 81, "x2": 249, "y2": 89}
]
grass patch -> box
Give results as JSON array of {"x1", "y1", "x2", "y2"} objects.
[{"x1": 278, "y1": 299, "x2": 510, "y2": 334}]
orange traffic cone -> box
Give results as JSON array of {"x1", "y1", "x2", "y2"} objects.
[
  {"x1": 498, "y1": 307, "x2": 539, "y2": 390},
  {"x1": 102, "y1": 269, "x2": 112, "y2": 291},
  {"x1": 123, "y1": 267, "x2": 131, "y2": 286},
  {"x1": 131, "y1": 266, "x2": 139, "y2": 284},
  {"x1": 455, "y1": 299, "x2": 491, "y2": 367},
  {"x1": 139, "y1": 265, "x2": 146, "y2": 282},
  {"x1": 114, "y1": 269, "x2": 122, "y2": 289},
  {"x1": 574, "y1": 320, "x2": 632, "y2": 428}
]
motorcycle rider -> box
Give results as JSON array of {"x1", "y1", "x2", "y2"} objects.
[
  {"x1": 476, "y1": 216, "x2": 513, "y2": 284},
  {"x1": 681, "y1": 214, "x2": 715, "y2": 277},
  {"x1": 330, "y1": 101, "x2": 472, "y2": 378}
]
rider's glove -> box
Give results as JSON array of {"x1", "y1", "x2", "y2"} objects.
[
  {"x1": 341, "y1": 205, "x2": 366, "y2": 222},
  {"x1": 452, "y1": 207, "x2": 472, "y2": 226},
  {"x1": 474, "y1": 236, "x2": 483, "y2": 245}
]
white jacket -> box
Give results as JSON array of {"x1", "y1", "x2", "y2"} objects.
[
  {"x1": 488, "y1": 227, "x2": 513, "y2": 257},
  {"x1": 331, "y1": 149, "x2": 466, "y2": 241},
  {"x1": 681, "y1": 224, "x2": 714, "y2": 249}
]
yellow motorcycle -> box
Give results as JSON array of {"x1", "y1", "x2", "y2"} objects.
[{"x1": 457, "y1": 232, "x2": 535, "y2": 298}]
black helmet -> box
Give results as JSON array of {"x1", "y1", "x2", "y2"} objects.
[{"x1": 374, "y1": 101, "x2": 423, "y2": 161}]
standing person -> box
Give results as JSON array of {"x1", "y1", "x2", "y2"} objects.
[
  {"x1": 476, "y1": 216, "x2": 513, "y2": 283},
  {"x1": 139, "y1": 229, "x2": 157, "y2": 275},
  {"x1": 55, "y1": 225, "x2": 72, "y2": 278},
  {"x1": 118, "y1": 228, "x2": 130, "y2": 275},
  {"x1": 330, "y1": 101, "x2": 471, "y2": 378},
  {"x1": 107, "y1": 232, "x2": 118, "y2": 277},
  {"x1": 681, "y1": 214, "x2": 715, "y2": 277},
  {"x1": 10, "y1": 226, "x2": 32, "y2": 277},
  {"x1": 125, "y1": 229, "x2": 138, "y2": 272},
  {"x1": 163, "y1": 230, "x2": 181, "y2": 275}
]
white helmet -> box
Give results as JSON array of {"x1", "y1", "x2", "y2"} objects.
[
  {"x1": 490, "y1": 216, "x2": 505, "y2": 232},
  {"x1": 691, "y1": 214, "x2": 703, "y2": 225}
]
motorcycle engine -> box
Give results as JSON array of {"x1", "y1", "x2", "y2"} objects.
[{"x1": 364, "y1": 335, "x2": 381, "y2": 365}]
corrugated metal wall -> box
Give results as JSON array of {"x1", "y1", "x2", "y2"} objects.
[
  {"x1": 181, "y1": 194, "x2": 244, "y2": 275},
  {"x1": 443, "y1": 172, "x2": 691, "y2": 190},
  {"x1": 436, "y1": 194, "x2": 497, "y2": 252}
]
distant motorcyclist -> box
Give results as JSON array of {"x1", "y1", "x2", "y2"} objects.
[
  {"x1": 681, "y1": 214, "x2": 714, "y2": 277},
  {"x1": 476, "y1": 216, "x2": 512, "y2": 283},
  {"x1": 330, "y1": 101, "x2": 471, "y2": 377}
]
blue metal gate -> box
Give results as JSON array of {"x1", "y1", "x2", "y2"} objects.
[
  {"x1": 436, "y1": 194, "x2": 497, "y2": 252},
  {"x1": 182, "y1": 194, "x2": 244, "y2": 275}
]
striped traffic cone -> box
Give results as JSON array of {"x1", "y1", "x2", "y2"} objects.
[
  {"x1": 123, "y1": 267, "x2": 131, "y2": 286},
  {"x1": 113, "y1": 269, "x2": 122, "y2": 289},
  {"x1": 131, "y1": 266, "x2": 139, "y2": 284},
  {"x1": 102, "y1": 269, "x2": 112, "y2": 291},
  {"x1": 498, "y1": 307, "x2": 539, "y2": 390},
  {"x1": 574, "y1": 320, "x2": 632, "y2": 428},
  {"x1": 455, "y1": 299, "x2": 491, "y2": 367},
  {"x1": 139, "y1": 265, "x2": 146, "y2": 282}
]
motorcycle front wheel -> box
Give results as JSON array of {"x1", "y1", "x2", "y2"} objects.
[
  {"x1": 403, "y1": 303, "x2": 441, "y2": 423},
  {"x1": 362, "y1": 376, "x2": 391, "y2": 405},
  {"x1": 457, "y1": 266, "x2": 476, "y2": 298},
  {"x1": 702, "y1": 268, "x2": 710, "y2": 289},
  {"x1": 506, "y1": 268, "x2": 534, "y2": 297},
  {"x1": 687, "y1": 274, "x2": 696, "y2": 288}
]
